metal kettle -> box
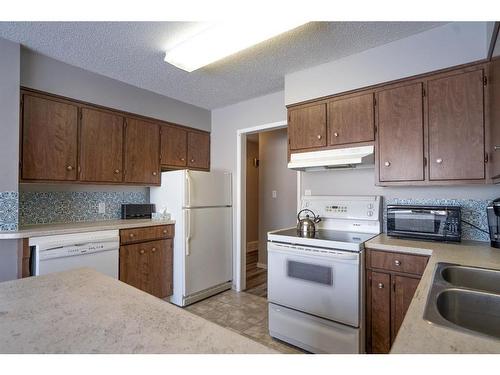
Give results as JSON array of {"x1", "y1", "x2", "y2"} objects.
[{"x1": 297, "y1": 209, "x2": 321, "y2": 236}]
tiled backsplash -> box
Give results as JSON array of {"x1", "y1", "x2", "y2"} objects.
[
  {"x1": 0, "y1": 191, "x2": 19, "y2": 231},
  {"x1": 19, "y1": 191, "x2": 148, "y2": 225},
  {"x1": 384, "y1": 198, "x2": 491, "y2": 242}
]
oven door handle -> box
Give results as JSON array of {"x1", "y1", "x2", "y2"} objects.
[{"x1": 268, "y1": 246, "x2": 359, "y2": 261}]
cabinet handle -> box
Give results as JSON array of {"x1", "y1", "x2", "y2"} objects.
[
  {"x1": 494, "y1": 146, "x2": 500, "y2": 151},
  {"x1": 436, "y1": 158, "x2": 443, "y2": 164},
  {"x1": 140, "y1": 249, "x2": 145, "y2": 254},
  {"x1": 151, "y1": 247, "x2": 156, "y2": 253},
  {"x1": 152, "y1": 171, "x2": 157, "y2": 176},
  {"x1": 66, "y1": 165, "x2": 74, "y2": 171},
  {"x1": 377, "y1": 283, "x2": 384, "y2": 289},
  {"x1": 317, "y1": 134, "x2": 322, "y2": 140},
  {"x1": 333, "y1": 132, "x2": 339, "y2": 137},
  {"x1": 384, "y1": 161, "x2": 391, "y2": 167},
  {"x1": 394, "y1": 260, "x2": 401, "y2": 266},
  {"x1": 114, "y1": 169, "x2": 120, "y2": 174}
]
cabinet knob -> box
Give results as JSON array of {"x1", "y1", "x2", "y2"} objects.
[
  {"x1": 394, "y1": 260, "x2": 401, "y2": 266},
  {"x1": 114, "y1": 169, "x2": 120, "y2": 174},
  {"x1": 180, "y1": 157, "x2": 185, "y2": 161},
  {"x1": 163, "y1": 230, "x2": 168, "y2": 234},
  {"x1": 436, "y1": 158, "x2": 443, "y2": 164},
  {"x1": 151, "y1": 247, "x2": 156, "y2": 253},
  {"x1": 152, "y1": 171, "x2": 157, "y2": 176},
  {"x1": 334, "y1": 132, "x2": 339, "y2": 137},
  {"x1": 129, "y1": 233, "x2": 135, "y2": 238},
  {"x1": 66, "y1": 165, "x2": 73, "y2": 171},
  {"x1": 384, "y1": 161, "x2": 391, "y2": 167},
  {"x1": 317, "y1": 134, "x2": 322, "y2": 140},
  {"x1": 377, "y1": 283, "x2": 384, "y2": 289},
  {"x1": 190, "y1": 159, "x2": 195, "y2": 163},
  {"x1": 140, "y1": 249, "x2": 145, "y2": 254}
]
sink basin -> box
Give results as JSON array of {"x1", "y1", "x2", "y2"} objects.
[
  {"x1": 435, "y1": 289, "x2": 500, "y2": 339},
  {"x1": 424, "y1": 262, "x2": 500, "y2": 339},
  {"x1": 441, "y1": 265, "x2": 500, "y2": 294}
]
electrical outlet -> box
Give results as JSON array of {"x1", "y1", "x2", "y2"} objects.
[
  {"x1": 98, "y1": 202, "x2": 106, "y2": 214},
  {"x1": 272, "y1": 190, "x2": 277, "y2": 199}
]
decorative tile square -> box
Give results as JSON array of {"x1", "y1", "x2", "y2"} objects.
[{"x1": 0, "y1": 191, "x2": 19, "y2": 231}]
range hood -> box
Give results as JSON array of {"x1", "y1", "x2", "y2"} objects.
[{"x1": 288, "y1": 145, "x2": 375, "y2": 171}]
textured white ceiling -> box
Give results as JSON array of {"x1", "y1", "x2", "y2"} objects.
[{"x1": 0, "y1": 22, "x2": 445, "y2": 109}]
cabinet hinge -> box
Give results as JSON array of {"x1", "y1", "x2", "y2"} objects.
[
  {"x1": 424, "y1": 156, "x2": 427, "y2": 167},
  {"x1": 374, "y1": 126, "x2": 377, "y2": 134},
  {"x1": 393, "y1": 282, "x2": 396, "y2": 292},
  {"x1": 485, "y1": 153, "x2": 489, "y2": 163},
  {"x1": 79, "y1": 110, "x2": 82, "y2": 121},
  {"x1": 484, "y1": 76, "x2": 488, "y2": 86},
  {"x1": 374, "y1": 97, "x2": 377, "y2": 106},
  {"x1": 423, "y1": 88, "x2": 426, "y2": 97},
  {"x1": 20, "y1": 96, "x2": 24, "y2": 109}
]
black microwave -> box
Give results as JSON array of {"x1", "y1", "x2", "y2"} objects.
[{"x1": 387, "y1": 205, "x2": 461, "y2": 242}]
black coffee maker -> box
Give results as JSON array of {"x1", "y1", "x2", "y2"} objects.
[{"x1": 487, "y1": 198, "x2": 500, "y2": 248}]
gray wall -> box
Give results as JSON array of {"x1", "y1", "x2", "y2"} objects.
[
  {"x1": 0, "y1": 37, "x2": 21, "y2": 281},
  {"x1": 21, "y1": 48, "x2": 211, "y2": 131},
  {"x1": 258, "y1": 129, "x2": 297, "y2": 265}
]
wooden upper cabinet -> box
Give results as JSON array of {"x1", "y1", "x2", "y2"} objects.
[
  {"x1": 288, "y1": 103, "x2": 327, "y2": 150},
  {"x1": 160, "y1": 125, "x2": 187, "y2": 168},
  {"x1": 187, "y1": 132, "x2": 210, "y2": 170},
  {"x1": 328, "y1": 93, "x2": 374, "y2": 146},
  {"x1": 428, "y1": 69, "x2": 485, "y2": 181},
  {"x1": 21, "y1": 94, "x2": 78, "y2": 181},
  {"x1": 377, "y1": 83, "x2": 425, "y2": 182},
  {"x1": 79, "y1": 108, "x2": 124, "y2": 183},
  {"x1": 124, "y1": 118, "x2": 160, "y2": 185}
]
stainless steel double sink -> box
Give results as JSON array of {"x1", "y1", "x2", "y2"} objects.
[{"x1": 423, "y1": 263, "x2": 500, "y2": 340}]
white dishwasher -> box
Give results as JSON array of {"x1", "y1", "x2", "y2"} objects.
[{"x1": 29, "y1": 230, "x2": 119, "y2": 278}]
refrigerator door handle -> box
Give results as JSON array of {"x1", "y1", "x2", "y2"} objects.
[
  {"x1": 185, "y1": 170, "x2": 192, "y2": 207},
  {"x1": 185, "y1": 209, "x2": 191, "y2": 256}
]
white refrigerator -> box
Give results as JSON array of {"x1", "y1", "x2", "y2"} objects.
[{"x1": 150, "y1": 170, "x2": 233, "y2": 306}]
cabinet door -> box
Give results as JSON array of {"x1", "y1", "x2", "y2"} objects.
[
  {"x1": 124, "y1": 118, "x2": 160, "y2": 184},
  {"x1": 21, "y1": 94, "x2": 78, "y2": 181},
  {"x1": 288, "y1": 103, "x2": 327, "y2": 150},
  {"x1": 377, "y1": 83, "x2": 425, "y2": 182},
  {"x1": 187, "y1": 132, "x2": 210, "y2": 170},
  {"x1": 80, "y1": 108, "x2": 124, "y2": 182},
  {"x1": 328, "y1": 93, "x2": 374, "y2": 146},
  {"x1": 490, "y1": 59, "x2": 500, "y2": 180},
  {"x1": 119, "y1": 239, "x2": 172, "y2": 298},
  {"x1": 392, "y1": 275, "x2": 420, "y2": 343},
  {"x1": 160, "y1": 125, "x2": 187, "y2": 168},
  {"x1": 428, "y1": 70, "x2": 485, "y2": 180},
  {"x1": 369, "y1": 271, "x2": 392, "y2": 354}
]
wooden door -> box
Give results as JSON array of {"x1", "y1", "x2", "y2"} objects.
[
  {"x1": 369, "y1": 271, "x2": 392, "y2": 354},
  {"x1": 377, "y1": 83, "x2": 425, "y2": 182},
  {"x1": 124, "y1": 118, "x2": 160, "y2": 184},
  {"x1": 328, "y1": 93, "x2": 374, "y2": 146},
  {"x1": 21, "y1": 94, "x2": 78, "y2": 181},
  {"x1": 288, "y1": 103, "x2": 327, "y2": 150},
  {"x1": 187, "y1": 132, "x2": 210, "y2": 170},
  {"x1": 80, "y1": 108, "x2": 124, "y2": 182},
  {"x1": 428, "y1": 69, "x2": 485, "y2": 180},
  {"x1": 392, "y1": 275, "x2": 420, "y2": 343},
  {"x1": 160, "y1": 125, "x2": 187, "y2": 168},
  {"x1": 119, "y1": 239, "x2": 172, "y2": 298}
]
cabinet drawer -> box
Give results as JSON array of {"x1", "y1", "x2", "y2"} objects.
[
  {"x1": 120, "y1": 225, "x2": 173, "y2": 244},
  {"x1": 369, "y1": 249, "x2": 428, "y2": 275}
]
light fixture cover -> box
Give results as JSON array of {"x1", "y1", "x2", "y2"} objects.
[{"x1": 164, "y1": 21, "x2": 307, "y2": 72}]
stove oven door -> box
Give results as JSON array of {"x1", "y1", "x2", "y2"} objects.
[{"x1": 268, "y1": 242, "x2": 360, "y2": 327}]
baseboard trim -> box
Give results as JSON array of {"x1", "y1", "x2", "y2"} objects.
[
  {"x1": 246, "y1": 240, "x2": 259, "y2": 253},
  {"x1": 257, "y1": 262, "x2": 267, "y2": 269}
]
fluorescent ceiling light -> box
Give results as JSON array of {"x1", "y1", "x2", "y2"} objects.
[{"x1": 164, "y1": 21, "x2": 308, "y2": 72}]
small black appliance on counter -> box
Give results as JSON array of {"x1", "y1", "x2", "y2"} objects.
[
  {"x1": 487, "y1": 198, "x2": 500, "y2": 248},
  {"x1": 121, "y1": 204, "x2": 155, "y2": 219},
  {"x1": 387, "y1": 205, "x2": 461, "y2": 242}
]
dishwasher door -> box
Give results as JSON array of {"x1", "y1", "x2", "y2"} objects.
[{"x1": 30, "y1": 230, "x2": 119, "y2": 278}]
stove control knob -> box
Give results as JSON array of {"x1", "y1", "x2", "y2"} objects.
[
  {"x1": 367, "y1": 203, "x2": 374, "y2": 209},
  {"x1": 367, "y1": 211, "x2": 374, "y2": 217}
]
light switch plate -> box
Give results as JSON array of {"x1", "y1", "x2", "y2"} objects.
[
  {"x1": 98, "y1": 202, "x2": 106, "y2": 214},
  {"x1": 272, "y1": 190, "x2": 277, "y2": 199}
]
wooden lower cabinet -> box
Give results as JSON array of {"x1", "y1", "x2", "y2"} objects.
[
  {"x1": 366, "y1": 249, "x2": 429, "y2": 353},
  {"x1": 119, "y1": 225, "x2": 174, "y2": 299}
]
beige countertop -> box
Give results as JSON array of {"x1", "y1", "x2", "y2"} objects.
[
  {"x1": 0, "y1": 268, "x2": 276, "y2": 354},
  {"x1": 365, "y1": 234, "x2": 500, "y2": 354},
  {"x1": 0, "y1": 219, "x2": 176, "y2": 240}
]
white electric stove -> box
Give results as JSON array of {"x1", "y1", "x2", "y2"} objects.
[{"x1": 267, "y1": 195, "x2": 382, "y2": 354}]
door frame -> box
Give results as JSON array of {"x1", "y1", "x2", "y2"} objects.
[{"x1": 235, "y1": 120, "x2": 302, "y2": 292}]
